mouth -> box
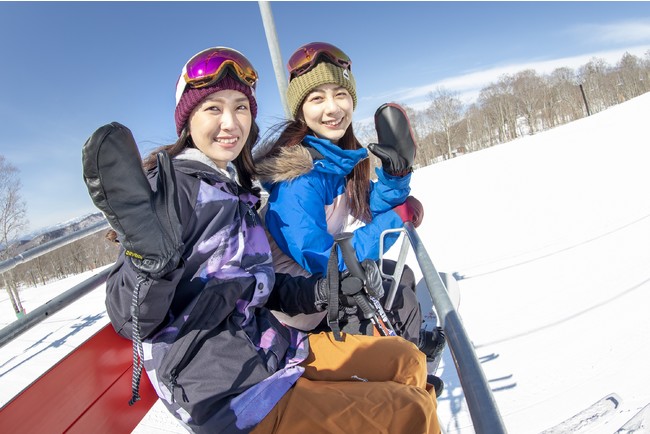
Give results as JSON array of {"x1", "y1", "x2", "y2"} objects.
[
  {"x1": 215, "y1": 136, "x2": 239, "y2": 148},
  {"x1": 322, "y1": 118, "x2": 343, "y2": 128}
]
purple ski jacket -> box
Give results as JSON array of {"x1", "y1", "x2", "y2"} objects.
[{"x1": 105, "y1": 151, "x2": 321, "y2": 433}]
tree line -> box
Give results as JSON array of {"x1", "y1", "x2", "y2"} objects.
[
  {"x1": 357, "y1": 51, "x2": 650, "y2": 166},
  {"x1": 1, "y1": 230, "x2": 119, "y2": 317},
  {"x1": 1, "y1": 153, "x2": 118, "y2": 316}
]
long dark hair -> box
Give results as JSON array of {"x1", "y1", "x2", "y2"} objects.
[
  {"x1": 266, "y1": 119, "x2": 371, "y2": 222},
  {"x1": 143, "y1": 123, "x2": 260, "y2": 194}
]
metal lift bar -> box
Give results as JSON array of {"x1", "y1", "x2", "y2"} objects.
[
  {"x1": 0, "y1": 219, "x2": 109, "y2": 275},
  {"x1": 401, "y1": 221, "x2": 507, "y2": 434},
  {"x1": 0, "y1": 219, "x2": 110, "y2": 347}
]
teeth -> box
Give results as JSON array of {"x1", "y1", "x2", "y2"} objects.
[
  {"x1": 323, "y1": 119, "x2": 341, "y2": 126},
  {"x1": 217, "y1": 138, "x2": 237, "y2": 144}
]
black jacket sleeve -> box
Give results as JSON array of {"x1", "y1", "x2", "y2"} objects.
[{"x1": 105, "y1": 250, "x2": 185, "y2": 339}]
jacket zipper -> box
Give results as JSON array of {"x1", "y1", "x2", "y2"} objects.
[{"x1": 244, "y1": 202, "x2": 257, "y2": 227}]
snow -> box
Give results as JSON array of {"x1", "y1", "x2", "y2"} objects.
[{"x1": 2, "y1": 93, "x2": 650, "y2": 433}]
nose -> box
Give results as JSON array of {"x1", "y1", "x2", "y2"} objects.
[
  {"x1": 220, "y1": 107, "x2": 235, "y2": 130},
  {"x1": 324, "y1": 95, "x2": 341, "y2": 116}
]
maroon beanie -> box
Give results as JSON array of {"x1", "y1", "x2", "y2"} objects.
[{"x1": 174, "y1": 74, "x2": 258, "y2": 136}]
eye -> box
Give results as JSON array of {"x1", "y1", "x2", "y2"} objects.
[{"x1": 237, "y1": 104, "x2": 250, "y2": 111}]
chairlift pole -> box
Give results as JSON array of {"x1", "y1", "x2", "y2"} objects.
[
  {"x1": 258, "y1": 1, "x2": 291, "y2": 118},
  {"x1": 579, "y1": 83, "x2": 591, "y2": 116}
]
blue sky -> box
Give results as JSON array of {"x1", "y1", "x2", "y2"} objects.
[{"x1": 1, "y1": 1, "x2": 649, "y2": 236}]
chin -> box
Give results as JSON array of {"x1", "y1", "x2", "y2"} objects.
[{"x1": 324, "y1": 132, "x2": 345, "y2": 143}]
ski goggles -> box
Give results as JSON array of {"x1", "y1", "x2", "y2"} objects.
[
  {"x1": 287, "y1": 42, "x2": 352, "y2": 80},
  {"x1": 182, "y1": 47, "x2": 258, "y2": 90}
]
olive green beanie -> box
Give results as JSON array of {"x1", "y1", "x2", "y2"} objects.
[{"x1": 286, "y1": 61, "x2": 357, "y2": 119}]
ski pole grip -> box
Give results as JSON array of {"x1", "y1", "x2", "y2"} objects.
[
  {"x1": 353, "y1": 293, "x2": 377, "y2": 320},
  {"x1": 334, "y1": 233, "x2": 366, "y2": 281}
]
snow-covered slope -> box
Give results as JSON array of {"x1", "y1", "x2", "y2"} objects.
[{"x1": 407, "y1": 92, "x2": 650, "y2": 433}]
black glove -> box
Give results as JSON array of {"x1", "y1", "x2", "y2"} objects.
[
  {"x1": 314, "y1": 277, "x2": 357, "y2": 311},
  {"x1": 82, "y1": 122, "x2": 183, "y2": 279},
  {"x1": 314, "y1": 259, "x2": 384, "y2": 310},
  {"x1": 368, "y1": 103, "x2": 417, "y2": 177},
  {"x1": 360, "y1": 259, "x2": 384, "y2": 299}
]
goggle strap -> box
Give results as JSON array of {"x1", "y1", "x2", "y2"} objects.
[
  {"x1": 289, "y1": 51, "x2": 351, "y2": 80},
  {"x1": 176, "y1": 64, "x2": 255, "y2": 106}
]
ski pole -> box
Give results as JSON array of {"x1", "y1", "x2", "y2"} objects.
[{"x1": 334, "y1": 233, "x2": 397, "y2": 336}]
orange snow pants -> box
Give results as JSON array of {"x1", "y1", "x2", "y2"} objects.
[{"x1": 252, "y1": 332, "x2": 440, "y2": 434}]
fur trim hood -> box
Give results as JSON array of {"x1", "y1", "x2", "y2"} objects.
[
  {"x1": 255, "y1": 143, "x2": 314, "y2": 184},
  {"x1": 255, "y1": 135, "x2": 368, "y2": 185}
]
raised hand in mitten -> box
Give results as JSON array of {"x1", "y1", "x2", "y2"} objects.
[
  {"x1": 393, "y1": 196, "x2": 424, "y2": 228},
  {"x1": 368, "y1": 103, "x2": 417, "y2": 177},
  {"x1": 82, "y1": 122, "x2": 183, "y2": 278}
]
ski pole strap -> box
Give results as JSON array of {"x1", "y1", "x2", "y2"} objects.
[{"x1": 326, "y1": 244, "x2": 343, "y2": 341}]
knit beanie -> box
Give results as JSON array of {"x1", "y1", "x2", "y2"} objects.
[
  {"x1": 174, "y1": 72, "x2": 258, "y2": 136},
  {"x1": 286, "y1": 61, "x2": 357, "y2": 119}
]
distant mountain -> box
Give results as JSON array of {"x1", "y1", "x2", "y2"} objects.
[{"x1": 7, "y1": 212, "x2": 107, "y2": 255}]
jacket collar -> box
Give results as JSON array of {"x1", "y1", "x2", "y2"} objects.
[
  {"x1": 303, "y1": 135, "x2": 368, "y2": 176},
  {"x1": 175, "y1": 148, "x2": 238, "y2": 182},
  {"x1": 255, "y1": 135, "x2": 368, "y2": 184}
]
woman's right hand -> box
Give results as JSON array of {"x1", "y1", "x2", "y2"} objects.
[{"x1": 82, "y1": 122, "x2": 184, "y2": 278}]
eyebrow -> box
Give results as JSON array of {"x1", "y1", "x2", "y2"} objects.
[
  {"x1": 204, "y1": 95, "x2": 250, "y2": 103},
  {"x1": 310, "y1": 85, "x2": 346, "y2": 93}
]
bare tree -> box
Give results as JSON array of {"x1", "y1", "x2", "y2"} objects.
[
  {"x1": 511, "y1": 69, "x2": 549, "y2": 134},
  {"x1": 426, "y1": 87, "x2": 464, "y2": 159},
  {"x1": 617, "y1": 52, "x2": 650, "y2": 100},
  {"x1": 577, "y1": 57, "x2": 613, "y2": 113},
  {"x1": 401, "y1": 104, "x2": 440, "y2": 168},
  {"x1": 0, "y1": 155, "x2": 28, "y2": 317},
  {"x1": 464, "y1": 103, "x2": 492, "y2": 151},
  {"x1": 478, "y1": 77, "x2": 518, "y2": 144},
  {"x1": 546, "y1": 67, "x2": 584, "y2": 125}
]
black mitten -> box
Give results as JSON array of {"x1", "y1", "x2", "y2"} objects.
[
  {"x1": 82, "y1": 122, "x2": 183, "y2": 278},
  {"x1": 368, "y1": 103, "x2": 417, "y2": 177}
]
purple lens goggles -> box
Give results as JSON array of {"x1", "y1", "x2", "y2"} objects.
[{"x1": 183, "y1": 47, "x2": 258, "y2": 90}]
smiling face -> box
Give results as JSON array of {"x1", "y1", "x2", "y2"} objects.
[
  {"x1": 300, "y1": 83, "x2": 354, "y2": 144},
  {"x1": 187, "y1": 89, "x2": 252, "y2": 169}
]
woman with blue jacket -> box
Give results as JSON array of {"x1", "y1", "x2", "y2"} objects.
[{"x1": 257, "y1": 42, "x2": 428, "y2": 344}]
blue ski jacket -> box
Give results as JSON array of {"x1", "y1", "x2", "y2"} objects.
[{"x1": 257, "y1": 135, "x2": 410, "y2": 278}]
